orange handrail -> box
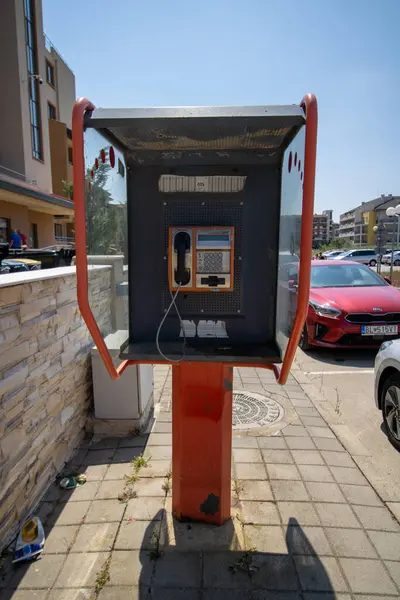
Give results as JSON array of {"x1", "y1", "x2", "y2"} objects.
[
  {"x1": 72, "y1": 97, "x2": 128, "y2": 380},
  {"x1": 278, "y1": 93, "x2": 318, "y2": 384}
]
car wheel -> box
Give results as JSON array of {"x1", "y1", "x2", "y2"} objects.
[
  {"x1": 381, "y1": 373, "x2": 400, "y2": 452},
  {"x1": 369, "y1": 259, "x2": 377, "y2": 267},
  {"x1": 394, "y1": 260, "x2": 400, "y2": 266},
  {"x1": 299, "y1": 324, "x2": 311, "y2": 351}
]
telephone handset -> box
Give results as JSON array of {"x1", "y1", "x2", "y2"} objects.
[{"x1": 174, "y1": 231, "x2": 191, "y2": 286}]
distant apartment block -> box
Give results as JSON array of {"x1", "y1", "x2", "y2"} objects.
[
  {"x1": 339, "y1": 194, "x2": 400, "y2": 246},
  {"x1": 0, "y1": 0, "x2": 75, "y2": 248},
  {"x1": 312, "y1": 209, "x2": 338, "y2": 247}
]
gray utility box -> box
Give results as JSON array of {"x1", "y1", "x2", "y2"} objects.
[{"x1": 91, "y1": 330, "x2": 153, "y2": 420}]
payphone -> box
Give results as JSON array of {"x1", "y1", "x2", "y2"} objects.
[
  {"x1": 72, "y1": 95, "x2": 317, "y2": 524},
  {"x1": 169, "y1": 227, "x2": 234, "y2": 291}
]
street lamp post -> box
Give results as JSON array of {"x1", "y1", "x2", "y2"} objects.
[
  {"x1": 373, "y1": 222, "x2": 386, "y2": 274},
  {"x1": 385, "y1": 204, "x2": 400, "y2": 282}
]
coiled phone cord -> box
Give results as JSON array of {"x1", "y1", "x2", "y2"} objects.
[{"x1": 155, "y1": 284, "x2": 187, "y2": 363}]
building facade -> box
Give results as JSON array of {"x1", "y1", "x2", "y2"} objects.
[
  {"x1": 0, "y1": 0, "x2": 75, "y2": 247},
  {"x1": 339, "y1": 195, "x2": 400, "y2": 247},
  {"x1": 312, "y1": 209, "x2": 338, "y2": 247}
]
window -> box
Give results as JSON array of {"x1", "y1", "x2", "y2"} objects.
[
  {"x1": 24, "y1": 0, "x2": 42, "y2": 160},
  {"x1": 0, "y1": 218, "x2": 10, "y2": 243},
  {"x1": 46, "y1": 60, "x2": 55, "y2": 87},
  {"x1": 68, "y1": 147, "x2": 73, "y2": 165},
  {"x1": 54, "y1": 223, "x2": 63, "y2": 238},
  {"x1": 117, "y1": 158, "x2": 125, "y2": 177},
  {"x1": 311, "y1": 264, "x2": 385, "y2": 288},
  {"x1": 48, "y1": 102, "x2": 56, "y2": 120}
]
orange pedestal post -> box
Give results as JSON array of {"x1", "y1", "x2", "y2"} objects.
[{"x1": 172, "y1": 362, "x2": 233, "y2": 525}]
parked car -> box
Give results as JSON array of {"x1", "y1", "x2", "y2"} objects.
[
  {"x1": 374, "y1": 338, "x2": 400, "y2": 451},
  {"x1": 333, "y1": 248, "x2": 379, "y2": 266},
  {"x1": 1, "y1": 259, "x2": 30, "y2": 273},
  {"x1": 280, "y1": 260, "x2": 400, "y2": 349},
  {"x1": 5, "y1": 257, "x2": 41, "y2": 270},
  {"x1": 382, "y1": 250, "x2": 400, "y2": 266},
  {"x1": 321, "y1": 250, "x2": 345, "y2": 258}
]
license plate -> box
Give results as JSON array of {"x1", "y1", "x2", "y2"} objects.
[{"x1": 361, "y1": 325, "x2": 398, "y2": 336}]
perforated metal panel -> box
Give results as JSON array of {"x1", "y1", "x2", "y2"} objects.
[{"x1": 163, "y1": 199, "x2": 243, "y2": 314}]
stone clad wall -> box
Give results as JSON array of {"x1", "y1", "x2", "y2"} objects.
[{"x1": 0, "y1": 266, "x2": 112, "y2": 547}]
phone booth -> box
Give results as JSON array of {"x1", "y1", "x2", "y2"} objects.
[{"x1": 72, "y1": 96, "x2": 317, "y2": 525}]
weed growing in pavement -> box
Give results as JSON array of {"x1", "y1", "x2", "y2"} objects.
[
  {"x1": 118, "y1": 486, "x2": 137, "y2": 503},
  {"x1": 229, "y1": 547, "x2": 258, "y2": 574},
  {"x1": 93, "y1": 556, "x2": 111, "y2": 597},
  {"x1": 162, "y1": 469, "x2": 172, "y2": 495},
  {"x1": 232, "y1": 479, "x2": 244, "y2": 498},
  {"x1": 131, "y1": 454, "x2": 151, "y2": 472}
]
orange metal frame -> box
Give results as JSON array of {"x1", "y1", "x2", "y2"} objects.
[
  {"x1": 168, "y1": 226, "x2": 235, "y2": 292},
  {"x1": 72, "y1": 94, "x2": 317, "y2": 384}
]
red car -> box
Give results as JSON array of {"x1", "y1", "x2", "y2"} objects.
[{"x1": 283, "y1": 260, "x2": 400, "y2": 349}]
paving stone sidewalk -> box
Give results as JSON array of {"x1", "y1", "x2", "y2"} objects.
[{"x1": 1, "y1": 365, "x2": 400, "y2": 599}]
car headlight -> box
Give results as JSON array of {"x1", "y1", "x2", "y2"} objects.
[
  {"x1": 379, "y1": 340, "x2": 393, "y2": 352},
  {"x1": 309, "y1": 299, "x2": 342, "y2": 319}
]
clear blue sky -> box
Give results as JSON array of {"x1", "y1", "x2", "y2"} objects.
[{"x1": 43, "y1": 0, "x2": 399, "y2": 220}]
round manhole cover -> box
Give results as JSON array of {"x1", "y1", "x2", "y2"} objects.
[{"x1": 233, "y1": 391, "x2": 284, "y2": 430}]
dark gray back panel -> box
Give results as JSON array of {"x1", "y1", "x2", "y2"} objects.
[{"x1": 128, "y1": 164, "x2": 281, "y2": 349}]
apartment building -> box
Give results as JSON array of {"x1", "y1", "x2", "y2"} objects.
[
  {"x1": 339, "y1": 194, "x2": 400, "y2": 246},
  {"x1": 312, "y1": 209, "x2": 338, "y2": 247},
  {"x1": 0, "y1": 0, "x2": 75, "y2": 248}
]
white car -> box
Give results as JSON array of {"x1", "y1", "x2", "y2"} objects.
[
  {"x1": 382, "y1": 251, "x2": 400, "y2": 266},
  {"x1": 333, "y1": 248, "x2": 378, "y2": 266},
  {"x1": 321, "y1": 250, "x2": 344, "y2": 258},
  {"x1": 375, "y1": 338, "x2": 400, "y2": 451}
]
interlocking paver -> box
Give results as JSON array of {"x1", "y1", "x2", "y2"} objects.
[
  {"x1": 352, "y1": 505, "x2": 400, "y2": 531},
  {"x1": 286, "y1": 526, "x2": 332, "y2": 556},
  {"x1": 48, "y1": 589, "x2": 94, "y2": 600},
  {"x1": 267, "y1": 464, "x2": 301, "y2": 480},
  {"x1": 104, "y1": 463, "x2": 131, "y2": 480},
  {"x1": 290, "y1": 450, "x2": 324, "y2": 465},
  {"x1": 151, "y1": 422, "x2": 172, "y2": 433},
  {"x1": 134, "y1": 478, "x2": 167, "y2": 497},
  {"x1": 315, "y1": 504, "x2": 361, "y2": 528},
  {"x1": 95, "y1": 479, "x2": 126, "y2": 500},
  {"x1": 320, "y1": 451, "x2": 354, "y2": 468},
  {"x1": 147, "y1": 433, "x2": 172, "y2": 446},
  {"x1": 55, "y1": 552, "x2": 110, "y2": 588},
  {"x1": 297, "y1": 465, "x2": 333, "y2": 483},
  {"x1": 203, "y1": 552, "x2": 252, "y2": 589},
  {"x1": 154, "y1": 551, "x2": 202, "y2": 588},
  {"x1": 71, "y1": 522, "x2": 119, "y2": 552},
  {"x1": 244, "y1": 525, "x2": 287, "y2": 553},
  {"x1": 152, "y1": 589, "x2": 200, "y2": 600},
  {"x1": 10, "y1": 554, "x2": 66, "y2": 589},
  {"x1": 301, "y1": 417, "x2": 328, "y2": 428},
  {"x1": 271, "y1": 480, "x2": 309, "y2": 501},
  {"x1": 124, "y1": 497, "x2": 165, "y2": 521},
  {"x1": 82, "y1": 449, "x2": 115, "y2": 465},
  {"x1": 282, "y1": 425, "x2": 310, "y2": 437},
  {"x1": 294, "y1": 555, "x2": 348, "y2": 592},
  {"x1": 118, "y1": 435, "x2": 149, "y2": 448},
  {"x1": 307, "y1": 427, "x2": 335, "y2": 439},
  {"x1": 235, "y1": 463, "x2": 267, "y2": 480},
  {"x1": 241, "y1": 501, "x2": 280, "y2": 525},
  {"x1": 340, "y1": 484, "x2": 382, "y2": 506},
  {"x1": 385, "y1": 560, "x2": 400, "y2": 589},
  {"x1": 108, "y1": 550, "x2": 153, "y2": 586},
  {"x1": 278, "y1": 502, "x2": 321, "y2": 526},
  {"x1": 50, "y1": 500, "x2": 91, "y2": 526},
  {"x1": 84, "y1": 499, "x2": 126, "y2": 523},
  {"x1": 144, "y1": 446, "x2": 172, "y2": 460},
  {"x1": 330, "y1": 467, "x2": 368, "y2": 486},
  {"x1": 160, "y1": 517, "x2": 244, "y2": 551},
  {"x1": 80, "y1": 464, "x2": 109, "y2": 481},
  {"x1": 250, "y1": 554, "x2": 299, "y2": 590},
  {"x1": 43, "y1": 525, "x2": 79, "y2": 554},
  {"x1": 114, "y1": 519, "x2": 161, "y2": 550},
  {"x1": 339, "y1": 557, "x2": 397, "y2": 594},
  {"x1": 285, "y1": 437, "x2": 316, "y2": 450},
  {"x1": 312, "y1": 438, "x2": 345, "y2": 452},
  {"x1": 97, "y1": 587, "x2": 143, "y2": 600},
  {"x1": 257, "y1": 437, "x2": 287, "y2": 449},
  {"x1": 237, "y1": 480, "x2": 274, "y2": 501},
  {"x1": 305, "y1": 482, "x2": 346, "y2": 504},
  {"x1": 113, "y1": 446, "x2": 145, "y2": 463},
  {"x1": 232, "y1": 448, "x2": 263, "y2": 463},
  {"x1": 367, "y1": 530, "x2": 400, "y2": 560},
  {"x1": 261, "y1": 449, "x2": 293, "y2": 464},
  {"x1": 325, "y1": 527, "x2": 378, "y2": 558},
  {"x1": 232, "y1": 436, "x2": 258, "y2": 448}
]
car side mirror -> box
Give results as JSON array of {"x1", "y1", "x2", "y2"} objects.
[{"x1": 288, "y1": 279, "x2": 298, "y2": 290}]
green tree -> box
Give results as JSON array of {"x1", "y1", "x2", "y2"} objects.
[{"x1": 85, "y1": 151, "x2": 127, "y2": 257}]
